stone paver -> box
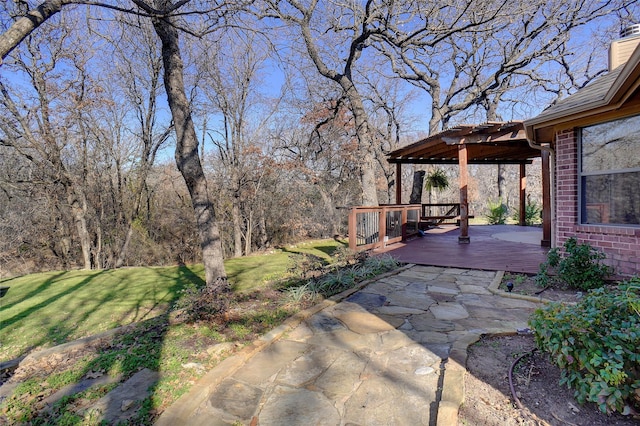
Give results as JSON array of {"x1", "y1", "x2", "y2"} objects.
[
  {"x1": 156, "y1": 265, "x2": 544, "y2": 426},
  {"x1": 88, "y1": 368, "x2": 159, "y2": 424}
]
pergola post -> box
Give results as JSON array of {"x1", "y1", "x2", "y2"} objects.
[
  {"x1": 541, "y1": 149, "x2": 552, "y2": 247},
  {"x1": 395, "y1": 163, "x2": 402, "y2": 204},
  {"x1": 458, "y1": 145, "x2": 470, "y2": 244},
  {"x1": 519, "y1": 163, "x2": 526, "y2": 226}
]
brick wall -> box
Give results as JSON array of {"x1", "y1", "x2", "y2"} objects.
[{"x1": 554, "y1": 129, "x2": 640, "y2": 276}]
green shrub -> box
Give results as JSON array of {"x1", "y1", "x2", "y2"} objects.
[
  {"x1": 529, "y1": 279, "x2": 640, "y2": 415},
  {"x1": 486, "y1": 199, "x2": 509, "y2": 224},
  {"x1": 536, "y1": 237, "x2": 612, "y2": 291},
  {"x1": 512, "y1": 200, "x2": 542, "y2": 225}
]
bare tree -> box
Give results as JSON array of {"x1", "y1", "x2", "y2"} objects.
[
  {"x1": 379, "y1": 0, "x2": 638, "y2": 134},
  {"x1": 0, "y1": 0, "x2": 237, "y2": 285},
  {"x1": 270, "y1": 103, "x2": 362, "y2": 238},
  {"x1": 368, "y1": 0, "x2": 637, "y2": 209},
  {"x1": 102, "y1": 14, "x2": 172, "y2": 268},
  {"x1": 0, "y1": 144, "x2": 67, "y2": 274},
  {"x1": 148, "y1": 0, "x2": 228, "y2": 286},
  {"x1": 195, "y1": 27, "x2": 279, "y2": 257},
  {"x1": 0, "y1": 0, "x2": 75, "y2": 61},
  {"x1": 0, "y1": 15, "x2": 97, "y2": 269},
  {"x1": 360, "y1": 72, "x2": 418, "y2": 203},
  {"x1": 260, "y1": 0, "x2": 388, "y2": 206}
]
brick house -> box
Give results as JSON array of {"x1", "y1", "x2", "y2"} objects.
[{"x1": 524, "y1": 28, "x2": 640, "y2": 276}]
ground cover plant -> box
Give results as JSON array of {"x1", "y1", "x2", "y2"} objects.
[
  {"x1": 511, "y1": 200, "x2": 542, "y2": 225},
  {"x1": 529, "y1": 279, "x2": 640, "y2": 416},
  {"x1": 0, "y1": 239, "x2": 399, "y2": 424}
]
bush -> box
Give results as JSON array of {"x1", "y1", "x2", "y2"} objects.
[
  {"x1": 536, "y1": 237, "x2": 612, "y2": 291},
  {"x1": 512, "y1": 200, "x2": 542, "y2": 225},
  {"x1": 287, "y1": 253, "x2": 326, "y2": 281},
  {"x1": 174, "y1": 278, "x2": 231, "y2": 323},
  {"x1": 486, "y1": 199, "x2": 509, "y2": 224},
  {"x1": 529, "y1": 280, "x2": 640, "y2": 415}
]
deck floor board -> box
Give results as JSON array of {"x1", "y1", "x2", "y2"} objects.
[{"x1": 375, "y1": 224, "x2": 548, "y2": 275}]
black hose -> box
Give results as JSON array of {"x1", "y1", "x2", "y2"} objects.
[
  {"x1": 509, "y1": 348, "x2": 537, "y2": 410},
  {"x1": 534, "y1": 286, "x2": 550, "y2": 295}
]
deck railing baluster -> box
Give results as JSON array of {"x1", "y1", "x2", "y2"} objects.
[{"x1": 348, "y1": 204, "x2": 421, "y2": 251}]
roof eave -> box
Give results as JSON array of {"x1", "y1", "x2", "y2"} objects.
[{"x1": 524, "y1": 43, "x2": 640, "y2": 142}]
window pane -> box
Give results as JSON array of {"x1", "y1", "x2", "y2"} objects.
[
  {"x1": 582, "y1": 115, "x2": 640, "y2": 172},
  {"x1": 582, "y1": 171, "x2": 640, "y2": 225}
]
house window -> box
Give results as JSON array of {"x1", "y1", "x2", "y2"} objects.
[{"x1": 580, "y1": 114, "x2": 640, "y2": 226}]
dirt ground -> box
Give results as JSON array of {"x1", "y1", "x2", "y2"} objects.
[
  {"x1": 498, "y1": 273, "x2": 586, "y2": 303},
  {"x1": 458, "y1": 274, "x2": 639, "y2": 426},
  {"x1": 460, "y1": 334, "x2": 639, "y2": 426}
]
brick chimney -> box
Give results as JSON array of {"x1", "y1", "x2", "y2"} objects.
[{"x1": 609, "y1": 24, "x2": 640, "y2": 70}]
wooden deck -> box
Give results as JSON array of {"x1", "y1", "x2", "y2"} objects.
[{"x1": 375, "y1": 224, "x2": 549, "y2": 275}]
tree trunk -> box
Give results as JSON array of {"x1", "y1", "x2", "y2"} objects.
[
  {"x1": 244, "y1": 210, "x2": 252, "y2": 256},
  {"x1": 257, "y1": 210, "x2": 268, "y2": 249},
  {"x1": 341, "y1": 80, "x2": 378, "y2": 206},
  {"x1": 497, "y1": 164, "x2": 505, "y2": 199},
  {"x1": 67, "y1": 189, "x2": 92, "y2": 270},
  {"x1": 152, "y1": 12, "x2": 227, "y2": 286},
  {"x1": 115, "y1": 161, "x2": 158, "y2": 268},
  {"x1": 409, "y1": 170, "x2": 425, "y2": 204},
  {"x1": 318, "y1": 186, "x2": 338, "y2": 236},
  {"x1": 115, "y1": 226, "x2": 134, "y2": 268},
  {"x1": 232, "y1": 197, "x2": 243, "y2": 257}
]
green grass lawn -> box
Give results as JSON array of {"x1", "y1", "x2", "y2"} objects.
[
  {"x1": 0, "y1": 238, "x2": 402, "y2": 424},
  {"x1": 0, "y1": 239, "x2": 346, "y2": 361}
]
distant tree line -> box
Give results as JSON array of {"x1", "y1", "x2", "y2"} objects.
[{"x1": 0, "y1": 0, "x2": 637, "y2": 279}]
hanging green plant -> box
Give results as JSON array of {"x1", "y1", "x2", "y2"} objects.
[{"x1": 424, "y1": 168, "x2": 449, "y2": 192}]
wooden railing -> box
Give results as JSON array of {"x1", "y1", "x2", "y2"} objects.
[
  {"x1": 348, "y1": 204, "x2": 421, "y2": 251},
  {"x1": 420, "y1": 203, "x2": 461, "y2": 225}
]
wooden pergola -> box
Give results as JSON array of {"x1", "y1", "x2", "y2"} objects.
[{"x1": 387, "y1": 121, "x2": 551, "y2": 246}]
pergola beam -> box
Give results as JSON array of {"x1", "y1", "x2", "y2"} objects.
[
  {"x1": 443, "y1": 128, "x2": 528, "y2": 145},
  {"x1": 388, "y1": 159, "x2": 534, "y2": 165}
]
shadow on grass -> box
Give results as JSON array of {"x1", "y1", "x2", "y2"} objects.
[
  {"x1": 69, "y1": 265, "x2": 216, "y2": 423},
  {"x1": 2, "y1": 265, "x2": 203, "y2": 424},
  {"x1": 0, "y1": 271, "x2": 108, "y2": 331},
  {"x1": 114, "y1": 265, "x2": 205, "y2": 322},
  {"x1": 280, "y1": 244, "x2": 343, "y2": 260},
  {"x1": 314, "y1": 243, "x2": 347, "y2": 257},
  {"x1": 4, "y1": 252, "x2": 388, "y2": 424},
  {"x1": 0, "y1": 271, "x2": 71, "y2": 313}
]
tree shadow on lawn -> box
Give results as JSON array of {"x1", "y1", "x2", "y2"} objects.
[
  {"x1": 0, "y1": 271, "x2": 98, "y2": 330},
  {"x1": 314, "y1": 242, "x2": 348, "y2": 257},
  {"x1": 0, "y1": 271, "x2": 69, "y2": 313},
  {"x1": 1, "y1": 265, "x2": 207, "y2": 424},
  {"x1": 1, "y1": 265, "x2": 202, "y2": 360}
]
